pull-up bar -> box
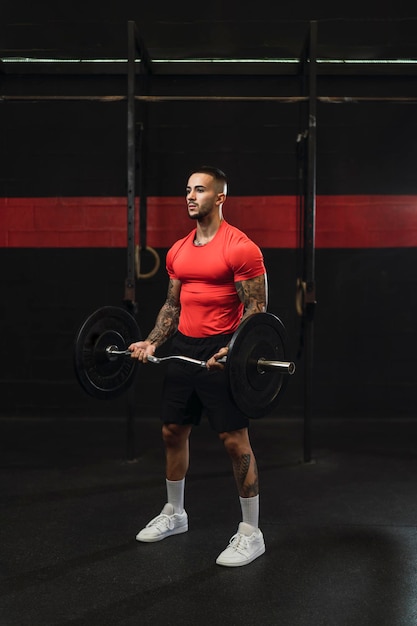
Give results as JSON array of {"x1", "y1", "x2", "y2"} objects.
[{"x1": 3, "y1": 95, "x2": 417, "y2": 103}]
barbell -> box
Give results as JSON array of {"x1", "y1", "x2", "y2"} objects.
[{"x1": 74, "y1": 307, "x2": 296, "y2": 418}]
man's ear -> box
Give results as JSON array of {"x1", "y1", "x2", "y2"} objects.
[{"x1": 216, "y1": 192, "x2": 226, "y2": 205}]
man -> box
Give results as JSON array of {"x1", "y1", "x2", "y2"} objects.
[{"x1": 129, "y1": 166, "x2": 267, "y2": 567}]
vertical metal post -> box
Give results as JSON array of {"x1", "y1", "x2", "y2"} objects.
[
  {"x1": 124, "y1": 21, "x2": 153, "y2": 461},
  {"x1": 125, "y1": 21, "x2": 138, "y2": 461},
  {"x1": 138, "y1": 87, "x2": 149, "y2": 253},
  {"x1": 303, "y1": 21, "x2": 318, "y2": 463},
  {"x1": 125, "y1": 21, "x2": 136, "y2": 308}
]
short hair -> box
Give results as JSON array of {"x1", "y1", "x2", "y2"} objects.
[{"x1": 189, "y1": 165, "x2": 227, "y2": 194}]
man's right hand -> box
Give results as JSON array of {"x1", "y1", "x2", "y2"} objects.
[{"x1": 128, "y1": 341, "x2": 156, "y2": 362}]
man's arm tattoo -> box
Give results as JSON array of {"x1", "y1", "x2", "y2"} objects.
[
  {"x1": 235, "y1": 274, "x2": 267, "y2": 320},
  {"x1": 146, "y1": 281, "x2": 180, "y2": 347}
]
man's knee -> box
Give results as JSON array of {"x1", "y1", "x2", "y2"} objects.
[
  {"x1": 162, "y1": 423, "x2": 191, "y2": 448},
  {"x1": 219, "y1": 428, "x2": 251, "y2": 458}
]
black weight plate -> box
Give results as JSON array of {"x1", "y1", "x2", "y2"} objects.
[
  {"x1": 74, "y1": 306, "x2": 141, "y2": 399},
  {"x1": 226, "y1": 312, "x2": 291, "y2": 419}
]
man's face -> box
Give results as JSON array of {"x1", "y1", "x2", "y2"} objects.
[{"x1": 186, "y1": 173, "x2": 225, "y2": 220}]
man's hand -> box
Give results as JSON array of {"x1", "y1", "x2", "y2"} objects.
[
  {"x1": 128, "y1": 340, "x2": 156, "y2": 362},
  {"x1": 206, "y1": 346, "x2": 229, "y2": 370}
]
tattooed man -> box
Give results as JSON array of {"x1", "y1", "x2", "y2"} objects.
[{"x1": 130, "y1": 166, "x2": 267, "y2": 567}]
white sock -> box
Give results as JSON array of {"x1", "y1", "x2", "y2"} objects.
[
  {"x1": 166, "y1": 478, "x2": 185, "y2": 513},
  {"x1": 239, "y1": 494, "x2": 259, "y2": 529}
]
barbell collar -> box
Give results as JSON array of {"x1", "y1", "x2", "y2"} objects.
[
  {"x1": 256, "y1": 358, "x2": 296, "y2": 375},
  {"x1": 106, "y1": 345, "x2": 132, "y2": 356}
]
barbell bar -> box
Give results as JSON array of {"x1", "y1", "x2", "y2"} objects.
[
  {"x1": 74, "y1": 307, "x2": 296, "y2": 418},
  {"x1": 106, "y1": 346, "x2": 295, "y2": 375}
]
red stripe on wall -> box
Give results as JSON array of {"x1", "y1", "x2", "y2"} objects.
[{"x1": 0, "y1": 195, "x2": 416, "y2": 248}]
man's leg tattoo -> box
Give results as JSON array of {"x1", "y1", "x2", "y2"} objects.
[{"x1": 233, "y1": 453, "x2": 259, "y2": 497}]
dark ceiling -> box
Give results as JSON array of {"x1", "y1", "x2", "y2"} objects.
[{"x1": 2, "y1": 3, "x2": 417, "y2": 76}]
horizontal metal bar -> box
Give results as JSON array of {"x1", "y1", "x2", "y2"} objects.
[
  {"x1": 2, "y1": 94, "x2": 417, "y2": 104},
  {"x1": 136, "y1": 95, "x2": 307, "y2": 102},
  {"x1": 319, "y1": 96, "x2": 417, "y2": 103},
  {"x1": 0, "y1": 95, "x2": 126, "y2": 102},
  {"x1": 0, "y1": 95, "x2": 306, "y2": 103}
]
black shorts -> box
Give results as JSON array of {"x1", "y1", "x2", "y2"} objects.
[{"x1": 161, "y1": 331, "x2": 249, "y2": 433}]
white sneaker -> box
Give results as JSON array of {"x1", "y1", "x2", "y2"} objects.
[
  {"x1": 216, "y1": 522, "x2": 265, "y2": 567},
  {"x1": 136, "y1": 503, "x2": 188, "y2": 543}
]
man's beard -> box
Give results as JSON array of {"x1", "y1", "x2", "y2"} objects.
[{"x1": 188, "y1": 206, "x2": 212, "y2": 221}]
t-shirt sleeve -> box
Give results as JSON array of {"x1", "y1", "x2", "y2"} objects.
[
  {"x1": 166, "y1": 247, "x2": 176, "y2": 279},
  {"x1": 229, "y1": 238, "x2": 266, "y2": 282}
]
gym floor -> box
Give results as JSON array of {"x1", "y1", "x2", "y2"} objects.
[{"x1": 1, "y1": 415, "x2": 417, "y2": 626}]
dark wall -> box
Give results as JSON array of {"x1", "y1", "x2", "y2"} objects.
[
  {"x1": 3, "y1": 73, "x2": 417, "y2": 197},
  {"x1": 1, "y1": 70, "x2": 416, "y2": 419},
  {"x1": 1, "y1": 74, "x2": 303, "y2": 197}
]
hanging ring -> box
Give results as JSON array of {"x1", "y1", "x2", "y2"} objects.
[
  {"x1": 135, "y1": 245, "x2": 160, "y2": 279},
  {"x1": 295, "y1": 278, "x2": 306, "y2": 317}
]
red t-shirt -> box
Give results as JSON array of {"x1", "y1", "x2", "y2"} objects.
[{"x1": 166, "y1": 220, "x2": 266, "y2": 337}]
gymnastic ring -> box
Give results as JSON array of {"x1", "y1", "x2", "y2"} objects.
[
  {"x1": 295, "y1": 278, "x2": 306, "y2": 317},
  {"x1": 135, "y1": 245, "x2": 160, "y2": 279}
]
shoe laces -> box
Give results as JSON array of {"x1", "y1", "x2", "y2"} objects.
[
  {"x1": 228, "y1": 531, "x2": 251, "y2": 554},
  {"x1": 147, "y1": 513, "x2": 175, "y2": 531}
]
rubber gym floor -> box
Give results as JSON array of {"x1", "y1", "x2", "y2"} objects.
[{"x1": 1, "y1": 415, "x2": 417, "y2": 626}]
